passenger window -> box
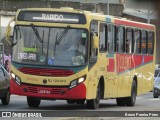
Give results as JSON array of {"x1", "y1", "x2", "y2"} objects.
[
  {"x1": 108, "y1": 24, "x2": 115, "y2": 53},
  {"x1": 99, "y1": 23, "x2": 107, "y2": 52},
  {"x1": 134, "y1": 29, "x2": 141, "y2": 54},
  {"x1": 126, "y1": 28, "x2": 133, "y2": 53},
  {"x1": 117, "y1": 26, "x2": 125, "y2": 53},
  {"x1": 148, "y1": 31, "x2": 154, "y2": 55},
  {"x1": 141, "y1": 30, "x2": 147, "y2": 54}
]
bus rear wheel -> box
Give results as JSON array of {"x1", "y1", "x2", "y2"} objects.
[
  {"x1": 126, "y1": 80, "x2": 137, "y2": 106},
  {"x1": 116, "y1": 98, "x2": 126, "y2": 106},
  {"x1": 87, "y1": 84, "x2": 100, "y2": 109},
  {"x1": 27, "y1": 97, "x2": 41, "y2": 107}
]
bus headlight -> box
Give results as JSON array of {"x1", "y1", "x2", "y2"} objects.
[
  {"x1": 11, "y1": 72, "x2": 16, "y2": 79},
  {"x1": 69, "y1": 76, "x2": 86, "y2": 89},
  {"x1": 11, "y1": 72, "x2": 21, "y2": 86},
  {"x1": 78, "y1": 77, "x2": 85, "y2": 83}
]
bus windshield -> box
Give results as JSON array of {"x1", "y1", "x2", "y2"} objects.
[{"x1": 12, "y1": 26, "x2": 88, "y2": 67}]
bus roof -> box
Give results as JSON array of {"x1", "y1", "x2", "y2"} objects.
[{"x1": 17, "y1": 7, "x2": 155, "y2": 30}]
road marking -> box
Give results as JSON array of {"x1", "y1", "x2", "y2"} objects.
[
  {"x1": 148, "y1": 98, "x2": 160, "y2": 101},
  {"x1": 136, "y1": 97, "x2": 144, "y2": 100}
]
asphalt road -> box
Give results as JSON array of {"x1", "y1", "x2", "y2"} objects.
[
  {"x1": 1, "y1": 92, "x2": 160, "y2": 120},
  {"x1": 0, "y1": 91, "x2": 160, "y2": 111}
]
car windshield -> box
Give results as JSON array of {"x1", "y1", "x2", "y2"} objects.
[
  {"x1": 155, "y1": 72, "x2": 160, "y2": 82},
  {"x1": 157, "y1": 72, "x2": 160, "y2": 77},
  {"x1": 12, "y1": 26, "x2": 88, "y2": 67},
  {"x1": 155, "y1": 69, "x2": 160, "y2": 77}
]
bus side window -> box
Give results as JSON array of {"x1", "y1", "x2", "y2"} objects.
[
  {"x1": 134, "y1": 29, "x2": 141, "y2": 54},
  {"x1": 99, "y1": 23, "x2": 107, "y2": 52},
  {"x1": 126, "y1": 28, "x2": 133, "y2": 53},
  {"x1": 148, "y1": 31, "x2": 154, "y2": 55},
  {"x1": 108, "y1": 24, "x2": 115, "y2": 53},
  {"x1": 141, "y1": 30, "x2": 147, "y2": 54},
  {"x1": 117, "y1": 26, "x2": 125, "y2": 53}
]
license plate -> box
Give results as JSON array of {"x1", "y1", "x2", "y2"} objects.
[{"x1": 38, "y1": 90, "x2": 50, "y2": 94}]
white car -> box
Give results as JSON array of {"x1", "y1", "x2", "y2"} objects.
[
  {"x1": 154, "y1": 68, "x2": 160, "y2": 79},
  {"x1": 153, "y1": 71, "x2": 160, "y2": 98},
  {"x1": 0, "y1": 64, "x2": 10, "y2": 105}
]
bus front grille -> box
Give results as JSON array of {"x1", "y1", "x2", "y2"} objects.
[{"x1": 19, "y1": 67, "x2": 74, "y2": 77}]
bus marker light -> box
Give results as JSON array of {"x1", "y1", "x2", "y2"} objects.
[
  {"x1": 70, "y1": 80, "x2": 77, "y2": 89},
  {"x1": 11, "y1": 73, "x2": 15, "y2": 79}
]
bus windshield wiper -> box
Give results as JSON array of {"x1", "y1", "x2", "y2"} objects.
[
  {"x1": 55, "y1": 26, "x2": 70, "y2": 45},
  {"x1": 31, "y1": 24, "x2": 43, "y2": 43},
  {"x1": 54, "y1": 26, "x2": 70, "y2": 55}
]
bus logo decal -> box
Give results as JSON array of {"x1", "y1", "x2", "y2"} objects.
[{"x1": 43, "y1": 79, "x2": 47, "y2": 84}]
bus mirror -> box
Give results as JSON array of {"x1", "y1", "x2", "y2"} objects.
[
  {"x1": 93, "y1": 33, "x2": 98, "y2": 49},
  {"x1": 5, "y1": 17, "x2": 15, "y2": 46}
]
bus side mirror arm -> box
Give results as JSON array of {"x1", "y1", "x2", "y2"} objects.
[{"x1": 5, "y1": 17, "x2": 15, "y2": 46}]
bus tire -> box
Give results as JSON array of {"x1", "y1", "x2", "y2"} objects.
[
  {"x1": 116, "y1": 98, "x2": 126, "y2": 106},
  {"x1": 1, "y1": 90, "x2": 10, "y2": 105},
  {"x1": 27, "y1": 97, "x2": 41, "y2": 107},
  {"x1": 67, "y1": 100, "x2": 75, "y2": 104},
  {"x1": 86, "y1": 83, "x2": 100, "y2": 109},
  {"x1": 126, "y1": 80, "x2": 137, "y2": 106},
  {"x1": 76, "y1": 99, "x2": 85, "y2": 104}
]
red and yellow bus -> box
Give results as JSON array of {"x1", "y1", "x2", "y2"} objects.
[{"x1": 6, "y1": 7, "x2": 155, "y2": 109}]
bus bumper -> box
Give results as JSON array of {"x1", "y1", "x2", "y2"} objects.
[{"x1": 10, "y1": 79, "x2": 86, "y2": 99}]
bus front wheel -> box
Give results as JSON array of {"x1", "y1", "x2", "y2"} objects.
[
  {"x1": 67, "y1": 100, "x2": 76, "y2": 104},
  {"x1": 27, "y1": 97, "x2": 41, "y2": 107},
  {"x1": 76, "y1": 99, "x2": 85, "y2": 104},
  {"x1": 87, "y1": 84, "x2": 100, "y2": 109}
]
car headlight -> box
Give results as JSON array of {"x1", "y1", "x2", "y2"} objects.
[
  {"x1": 69, "y1": 76, "x2": 86, "y2": 89},
  {"x1": 11, "y1": 72, "x2": 21, "y2": 86}
]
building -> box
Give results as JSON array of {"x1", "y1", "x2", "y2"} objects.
[{"x1": 123, "y1": 1, "x2": 159, "y2": 63}]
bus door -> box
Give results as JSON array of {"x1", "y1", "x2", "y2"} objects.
[{"x1": 87, "y1": 20, "x2": 99, "y2": 99}]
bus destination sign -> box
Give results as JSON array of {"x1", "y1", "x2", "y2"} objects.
[{"x1": 17, "y1": 11, "x2": 86, "y2": 24}]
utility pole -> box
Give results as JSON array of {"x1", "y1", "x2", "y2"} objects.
[
  {"x1": 107, "y1": 0, "x2": 109, "y2": 15},
  {"x1": 147, "y1": 1, "x2": 151, "y2": 23}
]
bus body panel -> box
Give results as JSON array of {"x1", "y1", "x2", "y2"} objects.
[{"x1": 9, "y1": 8, "x2": 155, "y2": 105}]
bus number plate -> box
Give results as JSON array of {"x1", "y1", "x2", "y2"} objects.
[{"x1": 38, "y1": 90, "x2": 51, "y2": 94}]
